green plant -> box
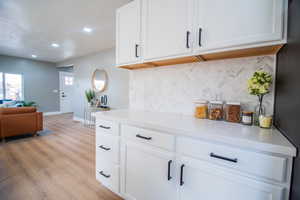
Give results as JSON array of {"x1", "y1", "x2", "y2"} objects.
[
  {"x1": 248, "y1": 70, "x2": 272, "y2": 96},
  {"x1": 247, "y1": 70, "x2": 273, "y2": 122},
  {"x1": 85, "y1": 89, "x2": 96, "y2": 103},
  {"x1": 21, "y1": 101, "x2": 37, "y2": 107}
]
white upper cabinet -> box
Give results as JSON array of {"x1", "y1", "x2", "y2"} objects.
[
  {"x1": 143, "y1": 0, "x2": 194, "y2": 61},
  {"x1": 193, "y1": 0, "x2": 285, "y2": 53},
  {"x1": 115, "y1": 0, "x2": 287, "y2": 67},
  {"x1": 178, "y1": 156, "x2": 284, "y2": 200},
  {"x1": 116, "y1": 0, "x2": 141, "y2": 65}
]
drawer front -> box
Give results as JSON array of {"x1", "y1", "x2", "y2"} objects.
[
  {"x1": 96, "y1": 158, "x2": 119, "y2": 193},
  {"x1": 121, "y1": 125, "x2": 175, "y2": 151},
  {"x1": 96, "y1": 134, "x2": 120, "y2": 164},
  {"x1": 96, "y1": 119, "x2": 119, "y2": 136},
  {"x1": 177, "y1": 137, "x2": 287, "y2": 182}
]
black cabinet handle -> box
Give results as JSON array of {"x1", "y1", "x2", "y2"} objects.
[
  {"x1": 135, "y1": 44, "x2": 139, "y2": 58},
  {"x1": 210, "y1": 153, "x2": 238, "y2": 163},
  {"x1": 99, "y1": 125, "x2": 111, "y2": 130},
  {"x1": 168, "y1": 160, "x2": 172, "y2": 181},
  {"x1": 186, "y1": 31, "x2": 190, "y2": 48},
  {"x1": 99, "y1": 171, "x2": 111, "y2": 178},
  {"x1": 99, "y1": 145, "x2": 111, "y2": 151},
  {"x1": 136, "y1": 134, "x2": 152, "y2": 140},
  {"x1": 198, "y1": 28, "x2": 202, "y2": 47},
  {"x1": 180, "y1": 164, "x2": 185, "y2": 186}
]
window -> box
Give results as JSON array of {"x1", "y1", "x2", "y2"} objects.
[
  {"x1": 64, "y1": 76, "x2": 73, "y2": 86},
  {"x1": 0, "y1": 73, "x2": 23, "y2": 100}
]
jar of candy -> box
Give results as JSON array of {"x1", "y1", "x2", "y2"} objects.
[
  {"x1": 208, "y1": 101, "x2": 224, "y2": 120},
  {"x1": 194, "y1": 100, "x2": 208, "y2": 119},
  {"x1": 225, "y1": 102, "x2": 241, "y2": 123},
  {"x1": 241, "y1": 111, "x2": 254, "y2": 125}
]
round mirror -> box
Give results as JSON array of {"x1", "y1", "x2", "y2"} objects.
[{"x1": 92, "y1": 69, "x2": 108, "y2": 92}]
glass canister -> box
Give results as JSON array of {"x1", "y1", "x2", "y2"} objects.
[
  {"x1": 259, "y1": 115, "x2": 273, "y2": 129},
  {"x1": 241, "y1": 111, "x2": 254, "y2": 125},
  {"x1": 225, "y1": 102, "x2": 241, "y2": 123},
  {"x1": 194, "y1": 100, "x2": 208, "y2": 119},
  {"x1": 208, "y1": 101, "x2": 224, "y2": 120}
]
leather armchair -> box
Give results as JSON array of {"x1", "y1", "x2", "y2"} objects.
[{"x1": 0, "y1": 107, "x2": 43, "y2": 141}]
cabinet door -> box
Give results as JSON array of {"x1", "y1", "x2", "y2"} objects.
[
  {"x1": 116, "y1": 0, "x2": 141, "y2": 65},
  {"x1": 194, "y1": 0, "x2": 284, "y2": 52},
  {"x1": 143, "y1": 0, "x2": 193, "y2": 61},
  {"x1": 120, "y1": 141, "x2": 178, "y2": 200},
  {"x1": 178, "y1": 156, "x2": 284, "y2": 200}
]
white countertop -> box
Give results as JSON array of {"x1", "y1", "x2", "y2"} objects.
[{"x1": 96, "y1": 109, "x2": 297, "y2": 157}]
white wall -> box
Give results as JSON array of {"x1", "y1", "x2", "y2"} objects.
[
  {"x1": 57, "y1": 48, "x2": 129, "y2": 119},
  {"x1": 58, "y1": 48, "x2": 276, "y2": 118},
  {"x1": 130, "y1": 55, "x2": 276, "y2": 115}
]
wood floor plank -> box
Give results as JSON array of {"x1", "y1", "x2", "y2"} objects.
[{"x1": 0, "y1": 113, "x2": 123, "y2": 200}]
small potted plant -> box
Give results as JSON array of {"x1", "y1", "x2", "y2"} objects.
[
  {"x1": 85, "y1": 89, "x2": 96, "y2": 106},
  {"x1": 247, "y1": 70, "x2": 273, "y2": 125}
]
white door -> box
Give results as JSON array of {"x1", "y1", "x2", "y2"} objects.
[
  {"x1": 194, "y1": 0, "x2": 284, "y2": 53},
  {"x1": 178, "y1": 156, "x2": 284, "y2": 200},
  {"x1": 120, "y1": 141, "x2": 178, "y2": 200},
  {"x1": 143, "y1": 0, "x2": 194, "y2": 61},
  {"x1": 59, "y1": 72, "x2": 74, "y2": 113},
  {"x1": 116, "y1": 0, "x2": 141, "y2": 66}
]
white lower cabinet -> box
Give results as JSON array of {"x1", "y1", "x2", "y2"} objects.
[
  {"x1": 95, "y1": 122, "x2": 292, "y2": 200},
  {"x1": 120, "y1": 141, "x2": 178, "y2": 200},
  {"x1": 96, "y1": 157, "x2": 120, "y2": 193},
  {"x1": 120, "y1": 144, "x2": 285, "y2": 200},
  {"x1": 178, "y1": 156, "x2": 284, "y2": 200}
]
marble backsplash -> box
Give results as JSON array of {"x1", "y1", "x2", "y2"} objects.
[{"x1": 129, "y1": 55, "x2": 276, "y2": 116}]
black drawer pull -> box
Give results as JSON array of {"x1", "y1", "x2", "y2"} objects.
[
  {"x1": 136, "y1": 134, "x2": 152, "y2": 140},
  {"x1": 180, "y1": 164, "x2": 185, "y2": 186},
  {"x1": 135, "y1": 44, "x2": 139, "y2": 58},
  {"x1": 168, "y1": 160, "x2": 172, "y2": 181},
  {"x1": 99, "y1": 125, "x2": 111, "y2": 130},
  {"x1": 210, "y1": 153, "x2": 238, "y2": 163},
  {"x1": 198, "y1": 28, "x2": 202, "y2": 47},
  {"x1": 99, "y1": 145, "x2": 111, "y2": 151},
  {"x1": 186, "y1": 31, "x2": 190, "y2": 48},
  {"x1": 99, "y1": 171, "x2": 110, "y2": 178}
]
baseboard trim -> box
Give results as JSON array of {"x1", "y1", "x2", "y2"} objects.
[
  {"x1": 73, "y1": 116, "x2": 94, "y2": 125},
  {"x1": 73, "y1": 116, "x2": 84, "y2": 123},
  {"x1": 43, "y1": 111, "x2": 63, "y2": 116}
]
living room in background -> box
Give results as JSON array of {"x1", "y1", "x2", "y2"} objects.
[
  {"x1": 0, "y1": 72, "x2": 3, "y2": 99},
  {"x1": 0, "y1": 72, "x2": 24, "y2": 100}
]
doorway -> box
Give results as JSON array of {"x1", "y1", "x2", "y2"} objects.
[{"x1": 59, "y1": 71, "x2": 74, "y2": 113}]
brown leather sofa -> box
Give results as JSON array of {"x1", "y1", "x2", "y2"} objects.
[{"x1": 0, "y1": 107, "x2": 43, "y2": 141}]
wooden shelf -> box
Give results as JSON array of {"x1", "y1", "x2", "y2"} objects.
[{"x1": 119, "y1": 45, "x2": 284, "y2": 70}]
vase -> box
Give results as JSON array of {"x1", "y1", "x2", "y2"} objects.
[{"x1": 254, "y1": 95, "x2": 266, "y2": 126}]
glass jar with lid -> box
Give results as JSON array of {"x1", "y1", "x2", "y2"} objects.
[
  {"x1": 242, "y1": 111, "x2": 254, "y2": 125},
  {"x1": 194, "y1": 100, "x2": 208, "y2": 119},
  {"x1": 208, "y1": 101, "x2": 224, "y2": 120},
  {"x1": 225, "y1": 102, "x2": 241, "y2": 123}
]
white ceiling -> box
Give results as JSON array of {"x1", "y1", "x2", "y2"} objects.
[{"x1": 0, "y1": 0, "x2": 131, "y2": 63}]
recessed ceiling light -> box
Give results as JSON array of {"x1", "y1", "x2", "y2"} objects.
[
  {"x1": 83, "y1": 27, "x2": 93, "y2": 33},
  {"x1": 51, "y1": 43, "x2": 60, "y2": 48},
  {"x1": 31, "y1": 55, "x2": 37, "y2": 58}
]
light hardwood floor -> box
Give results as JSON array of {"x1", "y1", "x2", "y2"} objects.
[{"x1": 0, "y1": 114, "x2": 123, "y2": 200}]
